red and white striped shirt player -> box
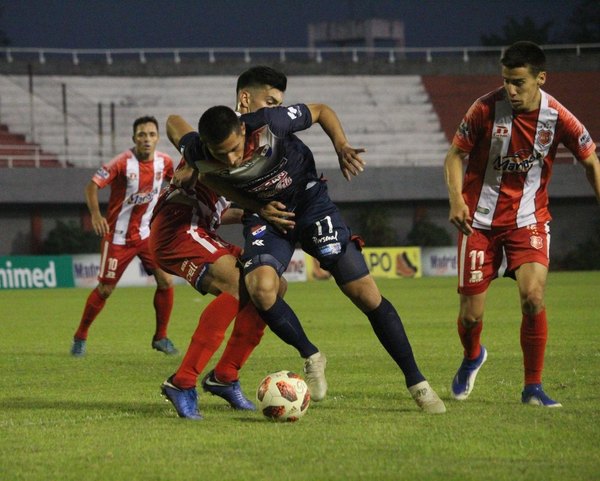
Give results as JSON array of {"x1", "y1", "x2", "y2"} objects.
[
  {"x1": 444, "y1": 41, "x2": 600, "y2": 409},
  {"x1": 71, "y1": 116, "x2": 178, "y2": 358}
]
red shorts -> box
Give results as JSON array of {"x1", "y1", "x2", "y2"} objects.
[
  {"x1": 149, "y1": 203, "x2": 241, "y2": 291},
  {"x1": 98, "y1": 236, "x2": 158, "y2": 285},
  {"x1": 457, "y1": 222, "x2": 550, "y2": 296}
]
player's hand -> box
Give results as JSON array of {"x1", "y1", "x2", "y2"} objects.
[
  {"x1": 337, "y1": 143, "x2": 366, "y2": 181},
  {"x1": 259, "y1": 201, "x2": 296, "y2": 234},
  {"x1": 91, "y1": 213, "x2": 110, "y2": 236},
  {"x1": 449, "y1": 201, "x2": 473, "y2": 236},
  {"x1": 171, "y1": 164, "x2": 198, "y2": 189}
]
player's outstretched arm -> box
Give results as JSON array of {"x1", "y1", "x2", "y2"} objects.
[
  {"x1": 307, "y1": 103, "x2": 366, "y2": 181},
  {"x1": 444, "y1": 144, "x2": 473, "y2": 235}
]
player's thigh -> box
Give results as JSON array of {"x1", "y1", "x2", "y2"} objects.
[
  {"x1": 241, "y1": 214, "x2": 295, "y2": 276},
  {"x1": 136, "y1": 238, "x2": 173, "y2": 288},
  {"x1": 299, "y1": 210, "x2": 351, "y2": 270},
  {"x1": 98, "y1": 238, "x2": 137, "y2": 285},
  {"x1": 457, "y1": 229, "x2": 503, "y2": 296},
  {"x1": 200, "y1": 254, "x2": 242, "y2": 298}
]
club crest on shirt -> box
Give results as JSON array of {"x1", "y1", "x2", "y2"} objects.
[
  {"x1": 537, "y1": 128, "x2": 553, "y2": 146},
  {"x1": 530, "y1": 235, "x2": 544, "y2": 250}
]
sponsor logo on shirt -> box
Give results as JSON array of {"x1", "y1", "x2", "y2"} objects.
[
  {"x1": 493, "y1": 149, "x2": 541, "y2": 173},
  {"x1": 493, "y1": 125, "x2": 509, "y2": 138},
  {"x1": 127, "y1": 187, "x2": 158, "y2": 205}
]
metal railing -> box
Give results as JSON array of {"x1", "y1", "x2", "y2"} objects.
[{"x1": 0, "y1": 43, "x2": 599, "y2": 65}]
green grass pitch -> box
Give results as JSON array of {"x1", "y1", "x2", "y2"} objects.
[{"x1": 1, "y1": 272, "x2": 599, "y2": 481}]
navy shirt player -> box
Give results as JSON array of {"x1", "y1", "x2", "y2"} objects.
[{"x1": 168, "y1": 103, "x2": 446, "y2": 413}]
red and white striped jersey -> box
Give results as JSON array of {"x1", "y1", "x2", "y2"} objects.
[
  {"x1": 152, "y1": 158, "x2": 230, "y2": 233},
  {"x1": 92, "y1": 149, "x2": 174, "y2": 244},
  {"x1": 453, "y1": 87, "x2": 596, "y2": 230}
]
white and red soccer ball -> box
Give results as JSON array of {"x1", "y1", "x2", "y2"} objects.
[{"x1": 256, "y1": 370, "x2": 310, "y2": 422}]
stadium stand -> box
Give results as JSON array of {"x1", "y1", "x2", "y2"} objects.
[
  {"x1": 0, "y1": 70, "x2": 597, "y2": 169},
  {"x1": 0, "y1": 74, "x2": 448, "y2": 168}
]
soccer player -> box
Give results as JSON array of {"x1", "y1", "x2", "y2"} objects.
[
  {"x1": 155, "y1": 66, "x2": 292, "y2": 419},
  {"x1": 70, "y1": 116, "x2": 178, "y2": 357},
  {"x1": 444, "y1": 41, "x2": 600, "y2": 407},
  {"x1": 168, "y1": 102, "x2": 446, "y2": 414}
]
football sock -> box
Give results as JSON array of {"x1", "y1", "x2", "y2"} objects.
[
  {"x1": 257, "y1": 296, "x2": 318, "y2": 359},
  {"x1": 457, "y1": 317, "x2": 483, "y2": 360},
  {"x1": 173, "y1": 292, "x2": 239, "y2": 389},
  {"x1": 520, "y1": 309, "x2": 548, "y2": 385},
  {"x1": 74, "y1": 287, "x2": 106, "y2": 340},
  {"x1": 214, "y1": 302, "x2": 267, "y2": 383},
  {"x1": 366, "y1": 297, "x2": 425, "y2": 387},
  {"x1": 153, "y1": 286, "x2": 174, "y2": 340}
]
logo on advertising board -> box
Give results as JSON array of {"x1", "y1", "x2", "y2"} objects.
[{"x1": 0, "y1": 256, "x2": 74, "y2": 289}]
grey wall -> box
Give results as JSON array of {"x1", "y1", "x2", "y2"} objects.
[{"x1": 1, "y1": 165, "x2": 597, "y2": 262}]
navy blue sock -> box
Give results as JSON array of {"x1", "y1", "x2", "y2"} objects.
[
  {"x1": 366, "y1": 297, "x2": 425, "y2": 387},
  {"x1": 257, "y1": 297, "x2": 318, "y2": 358}
]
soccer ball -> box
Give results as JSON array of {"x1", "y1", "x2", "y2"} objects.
[{"x1": 256, "y1": 370, "x2": 310, "y2": 422}]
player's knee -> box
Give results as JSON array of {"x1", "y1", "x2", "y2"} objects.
[
  {"x1": 521, "y1": 291, "x2": 544, "y2": 315},
  {"x1": 97, "y1": 283, "x2": 114, "y2": 299},
  {"x1": 246, "y1": 272, "x2": 279, "y2": 311},
  {"x1": 460, "y1": 316, "x2": 481, "y2": 328}
]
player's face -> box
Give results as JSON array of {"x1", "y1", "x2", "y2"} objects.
[
  {"x1": 133, "y1": 122, "x2": 159, "y2": 160},
  {"x1": 237, "y1": 85, "x2": 284, "y2": 113},
  {"x1": 502, "y1": 65, "x2": 545, "y2": 113},
  {"x1": 206, "y1": 124, "x2": 246, "y2": 167}
]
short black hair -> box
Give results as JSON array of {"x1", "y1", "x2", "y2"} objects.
[
  {"x1": 133, "y1": 115, "x2": 159, "y2": 134},
  {"x1": 198, "y1": 106, "x2": 242, "y2": 145},
  {"x1": 236, "y1": 66, "x2": 287, "y2": 94},
  {"x1": 501, "y1": 41, "x2": 546, "y2": 75}
]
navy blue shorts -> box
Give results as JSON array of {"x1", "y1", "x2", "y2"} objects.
[{"x1": 241, "y1": 199, "x2": 369, "y2": 285}]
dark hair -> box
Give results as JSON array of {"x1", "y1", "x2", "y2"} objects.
[
  {"x1": 198, "y1": 106, "x2": 242, "y2": 144},
  {"x1": 236, "y1": 66, "x2": 287, "y2": 94},
  {"x1": 501, "y1": 41, "x2": 546, "y2": 75},
  {"x1": 133, "y1": 115, "x2": 159, "y2": 134}
]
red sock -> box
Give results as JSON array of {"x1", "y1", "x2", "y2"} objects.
[
  {"x1": 173, "y1": 293, "x2": 239, "y2": 389},
  {"x1": 520, "y1": 309, "x2": 548, "y2": 385},
  {"x1": 153, "y1": 286, "x2": 174, "y2": 340},
  {"x1": 74, "y1": 288, "x2": 106, "y2": 340},
  {"x1": 214, "y1": 303, "x2": 267, "y2": 383},
  {"x1": 457, "y1": 317, "x2": 483, "y2": 360}
]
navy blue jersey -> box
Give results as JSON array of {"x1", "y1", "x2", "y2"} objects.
[{"x1": 181, "y1": 104, "x2": 322, "y2": 211}]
